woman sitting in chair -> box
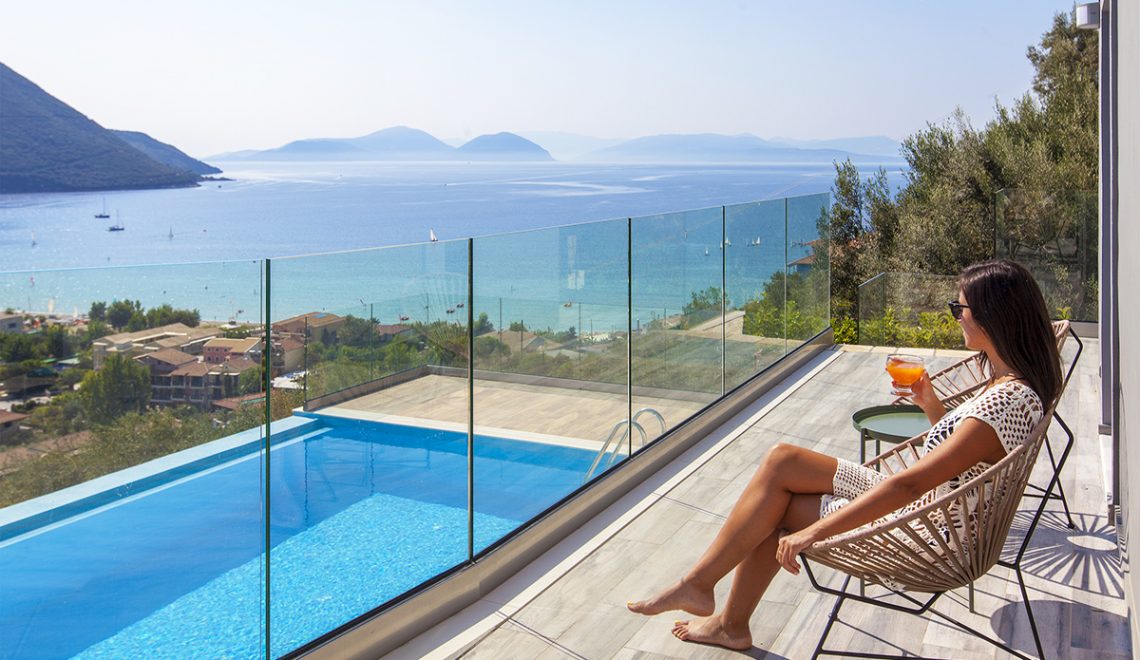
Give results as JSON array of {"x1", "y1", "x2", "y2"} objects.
[{"x1": 627, "y1": 259, "x2": 1062, "y2": 651}]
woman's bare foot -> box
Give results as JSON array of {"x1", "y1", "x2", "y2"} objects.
[
  {"x1": 627, "y1": 579, "x2": 715, "y2": 616},
  {"x1": 671, "y1": 614, "x2": 752, "y2": 650}
]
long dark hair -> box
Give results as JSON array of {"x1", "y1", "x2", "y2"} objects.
[{"x1": 958, "y1": 259, "x2": 1062, "y2": 407}]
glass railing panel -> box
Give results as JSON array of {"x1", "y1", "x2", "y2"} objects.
[
  {"x1": 724, "y1": 199, "x2": 787, "y2": 390},
  {"x1": 786, "y1": 192, "x2": 832, "y2": 351},
  {"x1": 631, "y1": 207, "x2": 723, "y2": 442},
  {"x1": 0, "y1": 260, "x2": 267, "y2": 659},
  {"x1": 995, "y1": 189, "x2": 1098, "y2": 321},
  {"x1": 471, "y1": 219, "x2": 629, "y2": 553},
  {"x1": 856, "y1": 272, "x2": 963, "y2": 349},
  {"x1": 266, "y1": 241, "x2": 470, "y2": 656}
]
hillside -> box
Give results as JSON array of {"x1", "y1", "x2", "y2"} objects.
[
  {"x1": 456, "y1": 132, "x2": 552, "y2": 161},
  {"x1": 110, "y1": 130, "x2": 222, "y2": 175},
  {"x1": 0, "y1": 62, "x2": 202, "y2": 193}
]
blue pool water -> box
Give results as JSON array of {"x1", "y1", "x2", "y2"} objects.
[{"x1": 0, "y1": 415, "x2": 597, "y2": 659}]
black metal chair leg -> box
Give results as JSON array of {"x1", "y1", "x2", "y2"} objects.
[
  {"x1": 1015, "y1": 566, "x2": 1047, "y2": 660},
  {"x1": 812, "y1": 577, "x2": 849, "y2": 660},
  {"x1": 1043, "y1": 416, "x2": 1075, "y2": 528}
]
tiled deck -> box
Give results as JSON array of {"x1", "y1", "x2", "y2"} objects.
[{"x1": 388, "y1": 339, "x2": 1126, "y2": 659}]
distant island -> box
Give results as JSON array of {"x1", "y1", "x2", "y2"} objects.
[
  {"x1": 214, "y1": 126, "x2": 553, "y2": 162},
  {"x1": 214, "y1": 127, "x2": 900, "y2": 165},
  {"x1": 579, "y1": 133, "x2": 901, "y2": 163},
  {"x1": 0, "y1": 62, "x2": 220, "y2": 194}
]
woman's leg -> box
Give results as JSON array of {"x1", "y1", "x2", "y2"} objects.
[
  {"x1": 670, "y1": 493, "x2": 822, "y2": 649},
  {"x1": 628, "y1": 443, "x2": 837, "y2": 617}
]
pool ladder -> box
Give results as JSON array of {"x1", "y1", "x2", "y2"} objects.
[{"x1": 584, "y1": 407, "x2": 666, "y2": 481}]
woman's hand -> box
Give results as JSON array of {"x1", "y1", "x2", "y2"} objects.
[
  {"x1": 776, "y1": 526, "x2": 821, "y2": 575},
  {"x1": 908, "y1": 372, "x2": 946, "y2": 425}
]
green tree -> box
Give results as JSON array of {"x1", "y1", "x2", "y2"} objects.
[
  {"x1": 0, "y1": 333, "x2": 39, "y2": 362},
  {"x1": 106, "y1": 300, "x2": 142, "y2": 330},
  {"x1": 79, "y1": 353, "x2": 151, "y2": 424},
  {"x1": 43, "y1": 324, "x2": 71, "y2": 359},
  {"x1": 474, "y1": 312, "x2": 494, "y2": 335},
  {"x1": 239, "y1": 366, "x2": 264, "y2": 395},
  {"x1": 338, "y1": 315, "x2": 376, "y2": 348},
  {"x1": 80, "y1": 320, "x2": 111, "y2": 346},
  {"x1": 126, "y1": 311, "x2": 147, "y2": 332},
  {"x1": 88, "y1": 301, "x2": 106, "y2": 323},
  {"x1": 680, "y1": 286, "x2": 722, "y2": 329},
  {"x1": 145, "y1": 304, "x2": 201, "y2": 328},
  {"x1": 383, "y1": 337, "x2": 418, "y2": 373}
]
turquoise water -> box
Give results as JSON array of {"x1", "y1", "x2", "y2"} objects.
[
  {"x1": 0, "y1": 415, "x2": 597, "y2": 659},
  {"x1": 0, "y1": 161, "x2": 903, "y2": 272},
  {"x1": 0, "y1": 162, "x2": 900, "y2": 327}
]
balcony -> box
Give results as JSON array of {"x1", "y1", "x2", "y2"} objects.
[
  {"x1": 0, "y1": 189, "x2": 1125, "y2": 659},
  {"x1": 394, "y1": 339, "x2": 1124, "y2": 659}
]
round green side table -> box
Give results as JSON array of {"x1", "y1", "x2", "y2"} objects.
[{"x1": 851, "y1": 404, "x2": 932, "y2": 463}]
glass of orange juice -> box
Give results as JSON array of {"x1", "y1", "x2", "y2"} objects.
[{"x1": 885, "y1": 354, "x2": 925, "y2": 397}]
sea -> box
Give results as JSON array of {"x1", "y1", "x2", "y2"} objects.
[{"x1": 0, "y1": 161, "x2": 906, "y2": 331}]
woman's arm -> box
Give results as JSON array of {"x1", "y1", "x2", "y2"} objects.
[
  {"x1": 775, "y1": 417, "x2": 1005, "y2": 574},
  {"x1": 909, "y1": 372, "x2": 947, "y2": 425}
]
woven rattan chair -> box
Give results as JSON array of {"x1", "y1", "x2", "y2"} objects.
[
  {"x1": 802, "y1": 405, "x2": 1074, "y2": 659},
  {"x1": 893, "y1": 319, "x2": 1081, "y2": 527}
]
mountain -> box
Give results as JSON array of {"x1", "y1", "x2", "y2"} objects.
[
  {"x1": 242, "y1": 138, "x2": 371, "y2": 161},
  {"x1": 456, "y1": 132, "x2": 552, "y2": 161},
  {"x1": 580, "y1": 133, "x2": 897, "y2": 163},
  {"x1": 216, "y1": 127, "x2": 553, "y2": 162},
  {"x1": 767, "y1": 135, "x2": 902, "y2": 158},
  {"x1": 351, "y1": 126, "x2": 455, "y2": 157},
  {"x1": 515, "y1": 131, "x2": 625, "y2": 160},
  {"x1": 0, "y1": 62, "x2": 202, "y2": 194},
  {"x1": 110, "y1": 130, "x2": 222, "y2": 175}
]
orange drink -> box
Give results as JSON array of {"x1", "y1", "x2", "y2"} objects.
[{"x1": 885, "y1": 354, "x2": 925, "y2": 396}]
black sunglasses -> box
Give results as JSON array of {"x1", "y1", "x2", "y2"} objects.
[{"x1": 947, "y1": 301, "x2": 970, "y2": 320}]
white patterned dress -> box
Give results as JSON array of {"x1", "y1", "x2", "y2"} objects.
[{"x1": 820, "y1": 380, "x2": 1045, "y2": 527}]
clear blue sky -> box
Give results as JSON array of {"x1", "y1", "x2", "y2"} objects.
[{"x1": 1, "y1": 0, "x2": 1073, "y2": 157}]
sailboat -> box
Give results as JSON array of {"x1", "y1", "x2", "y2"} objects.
[
  {"x1": 168, "y1": 226, "x2": 174, "y2": 239},
  {"x1": 108, "y1": 211, "x2": 125, "y2": 232},
  {"x1": 95, "y1": 197, "x2": 110, "y2": 219},
  {"x1": 429, "y1": 228, "x2": 439, "y2": 242},
  {"x1": 30, "y1": 231, "x2": 36, "y2": 247}
]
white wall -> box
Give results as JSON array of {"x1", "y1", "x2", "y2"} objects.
[{"x1": 1114, "y1": 0, "x2": 1140, "y2": 651}]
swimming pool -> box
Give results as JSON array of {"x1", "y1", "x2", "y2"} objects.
[{"x1": 0, "y1": 414, "x2": 598, "y2": 659}]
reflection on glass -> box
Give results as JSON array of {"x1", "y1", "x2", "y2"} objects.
[
  {"x1": 786, "y1": 192, "x2": 831, "y2": 351},
  {"x1": 471, "y1": 219, "x2": 629, "y2": 554},
  {"x1": 631, "y1": 207, "x2": 723, "y2": 443},
  {"x1": 267, "y1": 242, "x2": 470, "y2": 655},
  {"x1": 856, "y1": 272, "x2": 962, "y2": 349},
  {"x1": 0, "y1": 193, "x2": 834, "y2": 658},
  {"x1": 724, "y1": 199, "x2": 787, "y2": 390},
  {"x1": 0, "y1": 260, "x2": 267, "y2": 659},
  {"x1": 995, "y1": 189, "x2": 1098, "y2": 321}
]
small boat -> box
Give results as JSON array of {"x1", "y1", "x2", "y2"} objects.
[
  {"x1": 108, "y1": 224, "x2": 125, "y2": 232},
  {"x1": 399, "y1": 315, "x2": 410, "y2": 321},
  {"x1": 429, "y1": 228, "x2": 439, "y2": 242},
  {"x1": 563, "y1": 302, "x2": 573, "y2": 308},
  {"x1": 446, "y1": 308, "x2": 456, "y2": 314},
  {"x1": 31, "y1": 231, "x2": 36, "y2": 247},
  {"x1": 168, "y1": 226, "x2": 174, "y2": 239},
  {"x1": 94, "y1": 197, "x2": 110, "y2": 219},
  {"x1": 456, "y1": 302, "x2": 464, "y2": 308}
]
